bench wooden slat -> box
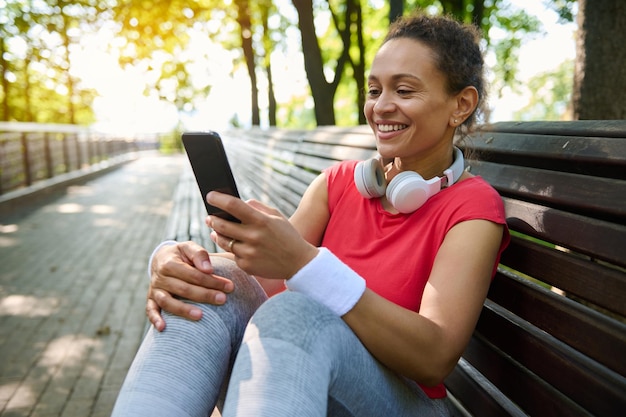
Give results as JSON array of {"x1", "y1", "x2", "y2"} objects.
[
  {"x1": 228, "y1": 150, "x2": 311, "y2": 216},
  {"x1": 502, "y1": 236, "x2": 626, "y2": 317},
  {"x1": 297, "y1": 141, "x2": 377, "y2": 162},
  {"x1": 475, "y1": 301, "x2": 626, "y2": 416},
  {"x1": 471, "y1": 161, "x2": 625, "y2": 221},
  {"x1": 457, "y1": 336, "x2": 592, "y2": 417},
  {"x1": 503, "y1": 198, "x2": 626, "y2": 268},
  {"x1": 470, "y1": 132, "x2": 626, "y2": 167},
  {"x1": 163, "y1": 164, "x2": 216, "y2": 251},
  {"x1": 482, "y1": 120, "x2": 626, "y2": 138},
  {"x1": 468, "y1": 130, "x2": 626, "y2": 179},
  {"x1": 445, "y1": 357, "x2": 527, "y2": 417},
  {"x1": 489, "y1": 269, "x2": 626, "y2": 374}
]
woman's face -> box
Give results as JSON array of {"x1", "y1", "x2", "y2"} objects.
[{"x1": 364, "y1": 37, "x2": 458, "y2": 163}]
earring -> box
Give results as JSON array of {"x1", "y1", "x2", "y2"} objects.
[{"x1": 454, "y1": 119, "x2": 458, "y2": 124}]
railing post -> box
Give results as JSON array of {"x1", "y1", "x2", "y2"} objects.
[
  {"x1": 74, "y1": 133, "x2": 82, "y2": 169},
  {"x1": 62, "y1": 133, "x2": 70, "y2": 173},
  {"x1": 43, "y1": 132, "x2": 53, "y2": 179},
  {"x1": 86, "y1": 133, "x2": 93, "y2": 165},
  {"x1": 21, "y1": 132, "x2": 32, "y2": 187}
]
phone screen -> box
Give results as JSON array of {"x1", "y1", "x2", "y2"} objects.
[{"x1": 181, "y1": 131, "x2": 241, "y2": 222}]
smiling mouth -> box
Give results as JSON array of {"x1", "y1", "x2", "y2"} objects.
[{"x1": 378, "y1": 124, "x2": 408, "y2": 132}]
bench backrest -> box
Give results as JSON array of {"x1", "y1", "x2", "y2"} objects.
[
  {"x1": 447, "y1": 121, "x2": 626, "y2": 416},
  {"x1": 221, "y1": 121, "x2": 626, "y2": 416}
]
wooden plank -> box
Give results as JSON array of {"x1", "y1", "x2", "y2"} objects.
[
  {"x1": 484, "y1": 120, "x2": 626, "y2": 138},
  {"x1": 466, "y1": 132, "x2": 626, "y2": 179},
  {"x1": 488, "y1": 269, "x2": 626, "y2": 374},
  {"x1": 501, "y1": 236, "x2": 626, "y2": 317},
  {"x1": 471, "y1": 161, "x2": 625, "y2": 222},
  {"x1": 503, "y1": 198, "x2": 626, "y2": 268},
  {"x1": 461, "y1": 335, "x2": 592, "y2": 417},
  {"x1": 445, "y1": 357, "x2": 525, "y2": 417},
  {"x1": 475, "y1": 301, "x2": 626, "y2": 416},
  {"x1": 298, "y1": 141, "x2": 376, "y2": 162}
]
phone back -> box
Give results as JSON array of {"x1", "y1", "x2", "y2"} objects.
[{"x1": 181, "y1": 131, "x2": 240, "y2": 222}]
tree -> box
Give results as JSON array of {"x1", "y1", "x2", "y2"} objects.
[
  {"x1": 291, "y1": 0, "x2": 380, "y2": 126},
  {"x1": 111, "y1": 0, "x2": 214, "y2": 120},
  {"x1": 0, "y1": 0, "x2": 99, "y2": 123},
  {"x1": 513, "y1": 60, "x2": 574, "y2": 121},
  {"x1": 292, "y1": 0, "x2": 339, "y2": 125},
  {"x1": 573, "y1": 0, "x2": 626, "y2": 119},
  {"x1": 389, "y1": 0, "x2": 404, "y2": 22},
  {"x1": 235, "y1": 0, "x2": 260, "y2": 125}
]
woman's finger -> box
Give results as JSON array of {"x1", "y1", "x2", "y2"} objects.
[
  {"x1": 151, "y1": 288, "x2": 204, "y2": 322},
  {"x1": 146, "y1": 298, "x2": 165, "y2": 332}
]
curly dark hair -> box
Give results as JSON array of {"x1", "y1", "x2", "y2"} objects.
[{"x1": 384, "y1": 14, "x2": 486, "y2": 132}]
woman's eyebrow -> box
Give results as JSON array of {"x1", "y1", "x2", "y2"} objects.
[{"x1": 367, "y1": 73, "x2": 422, "y2": 83}]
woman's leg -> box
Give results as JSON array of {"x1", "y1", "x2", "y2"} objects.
[
  {"x1": 111, "y1": 257, "x2": 267, "y2": 417},
  {"x1": 222, "y1": 291, "x2": 451, "y2": 417}
]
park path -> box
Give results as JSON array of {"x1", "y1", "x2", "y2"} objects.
[{"x1": 0, "y1": 152, "x2": 184, "y2": 416}]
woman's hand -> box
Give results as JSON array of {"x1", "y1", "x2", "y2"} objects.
[
  {"x1": 206, "y1": 192, "x2": 319, "y2": 280},
  {"x1": 147, "y1": 241, "x2": 234, "y2": 331}
]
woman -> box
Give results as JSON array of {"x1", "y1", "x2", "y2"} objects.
[{"x1": 112, "y1": 13, "x2": 509, "y2": 417}]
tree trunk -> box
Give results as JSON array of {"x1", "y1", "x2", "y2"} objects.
[
  {"x1": 237, "y1": 0, "x2": 260, "y2": 126},
  {"x1": 292, "y1": 0, "x2": 336, "y2": 125},
  {"x1": 61, "y1": 14, "x2": 76, "y2": 124},
  {"x1": 261, "y1": 4, "x2": 277, "y2": 126},
  {"x1": 389, "y1": 0, "x2": 403, "y2": 23},
  {"x1": 0, "y1": 38, "x2": 8, "y2": 120},
  {"x1": 266, "y1": 62, "x2": 277, "y2": 126},
  {"x1": 573, "y1": 0, "x2": 626, "y2": 119},
  {"x1": 354, "y1": 1, "x2": 366, "y2": 124}
]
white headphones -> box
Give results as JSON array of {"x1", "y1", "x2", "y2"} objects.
[{"x1": 354, "y1": 147, "x2": 465, "y2": 213}]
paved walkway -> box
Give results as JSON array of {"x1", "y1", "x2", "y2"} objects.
[{"x1": 0, "y1": 152, "x2": 185, "y2": 417}]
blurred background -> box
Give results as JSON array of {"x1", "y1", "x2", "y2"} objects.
[{"x1": 1, "y1": 0, "x2": 623, "y2": 140}]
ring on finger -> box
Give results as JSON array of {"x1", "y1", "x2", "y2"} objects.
[{"x1": 228, "y1": 238, "x2": 237, "y2": 252}]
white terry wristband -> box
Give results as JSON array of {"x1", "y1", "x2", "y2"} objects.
[
  {"x1": 147, "y1": 240, "x2": 178, "y2": 279},
  {"x1": 285, "y1": 247, "x2": 366, "y2": 316}
]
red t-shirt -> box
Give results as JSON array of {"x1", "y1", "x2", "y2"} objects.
[{"x1": 321, "y1": 160, "x2": 509, "y2": 398}]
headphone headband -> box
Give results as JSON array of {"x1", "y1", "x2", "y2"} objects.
[
  {"x1": 442, "y1": 147, "x2": 465, "y2": 187},
  {"x1": 354, "y1": 147, "x2": 466, "y2": 213}
]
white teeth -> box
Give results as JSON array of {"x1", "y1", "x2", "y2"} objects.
[{"x1": 378, "y1": 124, "x2": 407, "y2": 132}]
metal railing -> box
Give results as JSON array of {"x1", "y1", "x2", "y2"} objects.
[{"x1": 0, "y1": 122, "x2": 161, "y2": 195}]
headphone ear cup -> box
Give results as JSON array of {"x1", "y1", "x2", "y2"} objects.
[
  {"x1": 354, "y1": 159, "x2": 386, "y2": 198},
  {"x1": 386, "y1": 171, "x2": 432, "y2": 213}
]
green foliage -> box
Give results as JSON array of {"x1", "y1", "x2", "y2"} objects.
[
  {"x1": 548, "y1": 0, "x2": 577, "y2": 23},
  {"x1": 513, "y1": 59, "x2": 574, "y2": 121},
  {"x1": 0, "y1": 0, "x2": 577, "y2": 129},
  {"x1": 0, "y1": 0, "x2": 102, "y2": 123}
]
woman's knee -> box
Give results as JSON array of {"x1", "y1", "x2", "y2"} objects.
[
  {"x1": 244, "y1": 292, "x2": 350, "y2": 356},
  {"x1": 209, "y1": 256, "x2": 267, "y2": 315},
  {"x1": 161, "y1": 256, "x2": 267, "y2": 344}
]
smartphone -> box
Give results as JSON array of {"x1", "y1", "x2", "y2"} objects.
[{"x1": 181, "y1": 131, "x2": 241, "y2": 222}]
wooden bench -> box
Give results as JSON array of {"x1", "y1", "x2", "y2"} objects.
[{"x1": 164, "y1": 121, "x2": 626, "y2": 416}]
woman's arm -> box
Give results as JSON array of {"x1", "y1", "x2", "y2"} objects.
[
  {"x1": 208, "y1": 176, "x2": 504, "y2": 385},
  {"x1": 252, "y1": 173, "x2": 330, "y2": 296},
  {"x1": 342, "y1": 219, "x2": 504, "y2": 385}
]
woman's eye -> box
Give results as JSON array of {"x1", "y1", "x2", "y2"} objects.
[
  {"x1": 397, "y1": 89, "x2": 413, "y2": 96},
  {"x1": 367, "y1": 88, "x2": 381, "y2": 97}
]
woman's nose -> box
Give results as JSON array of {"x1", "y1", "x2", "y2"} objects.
[{"x1": 373, "y1": 92, "x2": 396, "y2": 113}]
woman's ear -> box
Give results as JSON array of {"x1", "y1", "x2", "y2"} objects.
[{"x1": 450, "y1": 86, "x2": 479, "y2": 126}]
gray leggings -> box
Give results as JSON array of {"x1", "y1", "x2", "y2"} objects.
[{"x1": 112, "y1": 257, "x2": 451, "y2": 417}]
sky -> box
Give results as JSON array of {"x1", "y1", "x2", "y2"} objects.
[{"x1": 76, "y1": 0, "x2": 577, "y2": 134}]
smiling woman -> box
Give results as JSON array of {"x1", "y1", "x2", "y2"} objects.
[{"x1": 111, "y1": 13, "x2": 510, "y2": 417}]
